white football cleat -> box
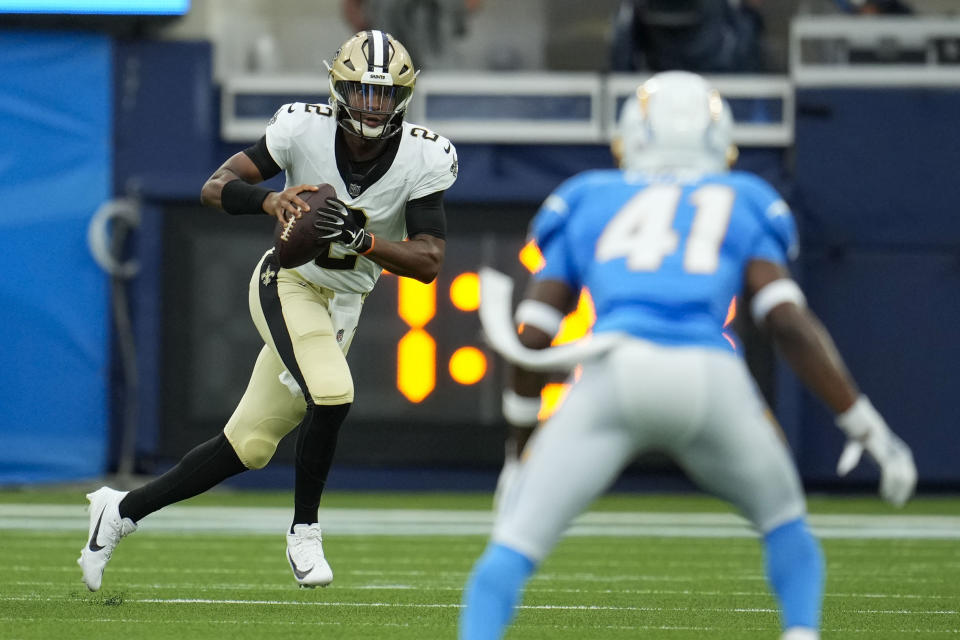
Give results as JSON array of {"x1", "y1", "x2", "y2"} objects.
[
  {"x1": 286, "y1": 523, "x2": 334, "y2": 588},
  {"x1": 781, "y1": 628, "x2": 820, "y2": 640},
  {"x1": 77, "y1": 487, "x2": 137, "y2": 592}
]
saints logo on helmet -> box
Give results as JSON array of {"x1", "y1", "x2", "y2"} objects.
[{"x1": 325, "y1": 30, "x2": 418, "y2": 139}]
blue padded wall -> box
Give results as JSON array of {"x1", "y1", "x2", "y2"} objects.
[
  {"x1": 113, "y1": 40, "x2": 215, "y2": 199},
  {"x1": 0, "y1": 32, "x2": 113, "y2": 484},
  {"x1": 797, "y1": 250, "x2": 960, "y2": 484},
  {"x1": 791, "y1": 88, "x2": 960, "y2": 486},
  {"x1": 794, "y1": 89, "x2": 960, "y2": 247}
]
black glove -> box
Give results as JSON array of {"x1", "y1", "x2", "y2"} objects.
[{"x1": 314, "y1": 197, "x2": 374, "y2": 254}]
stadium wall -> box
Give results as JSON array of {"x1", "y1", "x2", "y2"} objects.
[
  {"x1": 1, "y1": 37, "x2": 956, "y2": 490},
  {"x1": 791, "y1": 88, "x2": 960, "y2": 487},
  {"x1": 0, "y1": 32, "x2": 113, "y2": 484}
]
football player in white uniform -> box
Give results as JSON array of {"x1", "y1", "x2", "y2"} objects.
[{"x1": 78, "y1": 30, "x2": 458, "y2": 591}]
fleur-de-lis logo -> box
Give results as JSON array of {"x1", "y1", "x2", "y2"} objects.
[{"x1": 261, "y1": 266, "x2": 276, "y2": 286}]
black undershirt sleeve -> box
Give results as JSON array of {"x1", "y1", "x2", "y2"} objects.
[
  {"x1": 405, "y1": 190, "x2": 447, "y2": 239},
  {"x1": 242, "y1": 136, "x2": 282, "y2": 181}
]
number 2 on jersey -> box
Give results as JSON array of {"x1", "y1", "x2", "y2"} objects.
[{"x1": 596, "y1": 184, "x2": 734, "y2": 274}]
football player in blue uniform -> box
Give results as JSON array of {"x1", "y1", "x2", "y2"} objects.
[{"x1": 461, "y1": 71, "x2": 917, "y2": 640}]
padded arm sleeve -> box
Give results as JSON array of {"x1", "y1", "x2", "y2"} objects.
[
  {"x1": 405, "y1": 190, "x2": 446, "y2": 239},
  {"x1": 242, "y1": 136, "x2": 282, "y2": 181}
]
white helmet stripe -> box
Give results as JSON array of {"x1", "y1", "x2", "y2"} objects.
[
  {"x1": 380, "y1": 31, "x2": 390, "y2": 68},
  {"x1": 368, "y1": 29, "x2": 386, "y2": 71}
]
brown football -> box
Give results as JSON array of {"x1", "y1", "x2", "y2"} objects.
[{"x1": 272, "y1": 183, "x2": 337, "y2": 269}]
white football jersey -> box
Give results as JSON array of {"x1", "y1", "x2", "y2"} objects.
[{"x1": 264, "y1": 101, "x2": 458, "y2": 293}]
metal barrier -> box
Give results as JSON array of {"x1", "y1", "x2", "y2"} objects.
[
  {"x1": 790, "y1": 16, "x2": 960, "y2": 87},
  {"x1": 220, "y1": 17, "x2": 960, "y2": 147},
  {"x1": 221, "y1": 72, "x2": 794, "y2": 147}
]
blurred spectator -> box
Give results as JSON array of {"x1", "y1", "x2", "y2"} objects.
[
  {"x1": 343, "y1": 0, "x2": 484, "y2": 70},
  {"x1": 610, "y1": 0, "x2": 767, "y2": 73}
]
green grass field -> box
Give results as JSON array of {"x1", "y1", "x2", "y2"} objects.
[{"x1": 1, "y1": 490, "x2": 958, "y2": 639}]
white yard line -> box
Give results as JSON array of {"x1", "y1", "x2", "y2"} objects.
[
  {"x1": 0, "y1": 595, "x2": 955, "y2": 617},
  {"x1": 11, "y1": 576, "x2": 960, "y2": 601},
  {"x1": 9, "y1": 580, "x2": 960, "y2": 601},
  {"x1": 2, "y1": 505, "x2": 959, "y2": 538}
]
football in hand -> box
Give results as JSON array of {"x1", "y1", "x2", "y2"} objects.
[{"x1": 273, "y1": 183, "x2": 337, "y2": 268}]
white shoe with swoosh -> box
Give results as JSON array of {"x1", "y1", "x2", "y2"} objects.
[
  {"x1": 77, "y1": 487, "x2": 137, "y2": 592},
  {"x1": 286, "y1": 523, "x2": 333, "y2": 588}
]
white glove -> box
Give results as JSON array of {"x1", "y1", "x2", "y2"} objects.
[{"x1": 836, "y1": 396, "x2": 917, "y2": 507}]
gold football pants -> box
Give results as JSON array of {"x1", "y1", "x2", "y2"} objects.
[{"x1": 224, "y1": 251, "x2": 356, "y2": 469}]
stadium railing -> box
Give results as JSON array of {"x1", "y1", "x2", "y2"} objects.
[{"x1": 220, "y1": 73, "x2": 793, "y2": 147}]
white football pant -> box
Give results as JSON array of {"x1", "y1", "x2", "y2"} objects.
[{"x1": 494, "y1": 338, "x2": 807, "y2": 562}]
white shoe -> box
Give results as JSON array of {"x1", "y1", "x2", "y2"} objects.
[
  {"x1": 77, "y1": 487, "x2": 137, "y2": 592},
  {"x1": 781, "y1": 628, "x2": 820, "y2": 640},
  {"x1": 286, "y1": 523, "x2": 333, "y2": 588}
]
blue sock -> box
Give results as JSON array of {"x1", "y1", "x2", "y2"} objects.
[
  {"x1": 459, "y1": 543, "x2": 536, "y2": 640},
  {"x1": 763, "y1": 517, "x2": 824, "y2": 631}
]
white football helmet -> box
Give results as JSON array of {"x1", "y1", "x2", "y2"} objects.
[{"x1": 613, "y1": 71, "x2": 736, "y2": 173}]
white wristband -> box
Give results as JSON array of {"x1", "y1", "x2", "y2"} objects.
[
  {"x1": 750, "y1": 278, "x2": 806, "y2": 325},
  {"x1": 502, "y1": 389, "x2": 540, "y2": 427},
  {"x1": 514, "y1": 300, "x2": 564, "y2": 337},
  {"x1": 836, "y1": 395, "x2": 887, "y2": 440}
]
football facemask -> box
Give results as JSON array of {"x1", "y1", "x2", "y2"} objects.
[
  {"x1": 326, "y1": 30, "x2": 418, "y2": 140},
  {"x1": 332, "y1": 80, "x2": 413, "y2": 139}
]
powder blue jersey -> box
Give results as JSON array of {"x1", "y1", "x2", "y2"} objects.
[{"x1": 531, "y1": 170, "x2": 798, "y2": 351}]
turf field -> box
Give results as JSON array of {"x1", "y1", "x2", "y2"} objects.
[{"x1": 1, "y1": 490, "x2": 958, "y2": 639}]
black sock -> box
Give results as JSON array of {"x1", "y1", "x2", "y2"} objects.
[
  {"x1": 291, "y1": 402, "x2": 351, "y2": 531},
  {"x1": 119, "y1": 433, "x2": 248, "y2": 522}
]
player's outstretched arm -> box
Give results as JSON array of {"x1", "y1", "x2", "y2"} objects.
[
  {"x1": 747, "y1": 261, "x2": 860, "y2": 414},
  {"x1": 200, "y1": 152, "x2": 315, "y2": 223},
  {"x1": 746, "y1": 259, "x2": 917, "y2": 506}
]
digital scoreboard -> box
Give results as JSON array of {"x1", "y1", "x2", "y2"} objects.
[{"x1": 158, "y1": 203, "x2": 743, "y2": 469}]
